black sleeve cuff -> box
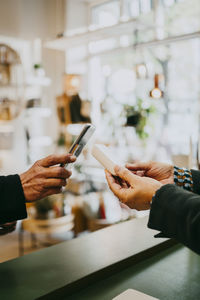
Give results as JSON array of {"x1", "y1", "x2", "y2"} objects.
[
  {"x1": 148, "y1": 184, "x2": 176, "y2": 234},
  {"x1": 191, "y1": 169, "x2": 200, "y2": 195},
  {"x1": 0, "y1": 175, "x2": 27, "y2": 223},
  {"x1": 148, "y1": 183, "x2": 200, "y2": 254}
]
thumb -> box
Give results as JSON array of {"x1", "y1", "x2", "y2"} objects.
[
  {"x1": 126, "y1": 161, "x2": 150, "y2": 171},
  {"x1": 114, "y1": 166, "x2": 140, "y2": 186},
  {"x1": 39, "y1": 154, "x2": 76, "y2": 167}
]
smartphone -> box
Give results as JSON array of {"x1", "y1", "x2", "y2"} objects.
[{"x1": 61, "y1": 124, "x2": 95, "y2": 168}]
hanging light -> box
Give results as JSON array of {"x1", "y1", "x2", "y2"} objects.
[
  {"x1": 135, "y1": 63, "x2": 148, "y2": 79},
  {"x1": 149, "y1": 74, "x2": 164, "y2": 99},
  {"x1": 63, "y1": 74, "x2": 81, "y2": 96}
]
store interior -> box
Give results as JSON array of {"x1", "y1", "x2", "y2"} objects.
[{"x1": 0, "y1": 0, "x2": 200, "y2": 262}]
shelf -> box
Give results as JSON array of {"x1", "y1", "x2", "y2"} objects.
[
  {"x1": 0, "y1": 83, "x2": 26, "y2": 88},
  {"x1": 0, "y1": 77, "x2": 51, "y2": 89},
  {"x1": 26, "y1": 76, "x2": 51, "y2": 87},
  {"x1": 44, "y1": 18, "x2": 148, "y2": 51},
  {"x1": 45, "y1": 21, "x2": 200, "y2": 61}
]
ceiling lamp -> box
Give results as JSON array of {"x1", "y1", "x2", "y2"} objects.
[
  {"x1": 149, "y1": 74, "x2": 164, "y2": 99},
  {"x1": 63, "y1": 74, "x2": 81, "y2": 96},
  {"x1": 135, "y1": 63, "x2": 148, "y2": 79}
]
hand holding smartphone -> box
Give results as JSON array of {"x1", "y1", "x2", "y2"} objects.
[{"x1": 61, "y1": 124, "x2": 95, "y2": 168}]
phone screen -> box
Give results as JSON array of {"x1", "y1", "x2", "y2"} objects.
[
  {"x1": 61, "y1": 124, "x2": 95, "y2": 168},
  {"x1": 69, "y1": 124, "x2": 95, "y2": 157}
]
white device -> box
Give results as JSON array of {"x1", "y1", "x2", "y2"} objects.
[
  {"x1": 112, "y1": 289, "x2": 159, "y2": 300},
  {"x1": 61, "y1": 124, "x2": 95, "y2": 168},
  {"x1": 92, "y1": 144, "x2": 118, "y2": 175}
]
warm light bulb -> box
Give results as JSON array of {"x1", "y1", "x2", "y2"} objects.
[
  {"x1": 150, "y1": 88, "x2": 163, "y2": 99},
  {"x1": 71, "y1": 77, "x2": 80, "y2": 88},
  {"x1": 136, "y1": 64, "x2": 148, "y2": 79}
]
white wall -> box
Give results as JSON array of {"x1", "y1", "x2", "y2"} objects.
[
  {"x1": 0, "y1": 0, "x2": 66, "y2": 141},
  {"x1": 65, "y1": 0, "x2": 89, "y2": 33},
  {"x1": 0, "y1": 0, "x2": 65, "y2": 39}
]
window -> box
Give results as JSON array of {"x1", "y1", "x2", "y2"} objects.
[
  {"x1": 91, "y1": 0, "x2": 120, "y2": 29},
  {"x1": 163, "y1": 0, "x2": 176, "y2": 7},
  {"x1": 140, "y1": 0, "x2": 152, "y2": 14},
  {"x1": 123, "y1": 0, "x2": 152, "y2": 19},
  {"x1": 123, "y1": 0, "x2": 140, "y2": 18}
]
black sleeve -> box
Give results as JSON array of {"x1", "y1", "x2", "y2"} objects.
[
  {"x1": 191, "y1": 169, "x2": 200, "y2": 195},
  {"x1": 148, "y1": 184, "x2": 200, "y2": 254},
  {"x1": 0, "y1": 175, "x2": 27, "y2": 224}
]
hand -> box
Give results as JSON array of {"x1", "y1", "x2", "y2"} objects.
[
  {"x1": 0, "y1": 222, "x2": 17, "y2": 235},
  {"x1": 105, "y1": 166, "x2": 162, "y2": 210},
  {"x1": 126, "y1": 161, "x2": 174, "y2": 185},
  {"x1": 20, "y1": 154, "x2": 76, "y2": 202}
]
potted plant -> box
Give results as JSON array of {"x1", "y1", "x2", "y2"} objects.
[
  {"x1": 123, "y1": 98, "x2": 155, "y2": 139},
  {"x1": 33, "y1": 63, "x2": 45, "y2": 77}
]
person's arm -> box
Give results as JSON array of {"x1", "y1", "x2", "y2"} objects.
[
  {"x1": 0, "y1": 154, "x2": 76, "y2": 225},
  {"x1": 126, "y1": 161, "x2": 200, "y2": 194},
  {"x1": 105, "y1": 166, "x2": 200, "y2": 255},
  {"x1": 148, "y1": 184, "x2": 200, "y2": 254},
  {"x1": 191, "y1": 169, "x2": 200, "y2": 194},
  {"x1": 174, "y1": 166, "x2": 193, "y2": 191},
  {"x1": 0, "y1": 221, "x2": 17, "y2": 235},
  {"x1": 0, "y1": 175, "x2": 27, "y2": 224},
  {"x1": 170, "y1": 166, "x2": 200, "y2": 194}
]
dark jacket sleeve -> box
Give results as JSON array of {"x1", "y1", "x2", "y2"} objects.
[
  {"x1": 0, "y1": 175, "x2": 27, "y2": 224},
  {"x1": 148, "y1": 184, "x2": 200, "y2": 254},
  {"x1": 191, "y1": 169, "x2": 200, "y2": 195}
]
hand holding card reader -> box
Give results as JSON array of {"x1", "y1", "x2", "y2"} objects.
[{"x1": 61, "y1": 124, "x2": 95, "y2": 168}]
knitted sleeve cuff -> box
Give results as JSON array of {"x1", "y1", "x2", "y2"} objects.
[{"x1": 174, "y1": 166, "x2": 193, "y2": 191}]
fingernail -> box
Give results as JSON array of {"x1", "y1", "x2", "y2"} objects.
[
  {"x1": 105, "y1": 169, "x2": 111, "y2": 175},
  {"x1": 115, "y1": 165, "x2": 120, "y2": 172},
  {"x1": 70, "y1": 155, "x2": 76, "y2": 160}
]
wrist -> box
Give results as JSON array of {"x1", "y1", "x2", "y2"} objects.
[
  {"x1": 149, "y1": 182, "x2": 162, "y2": 207},
  {"x1": 19, "y1": 172, "x2": 28, "y2": 202},
  {"x1": 174, "y1": 166, "x2": 193, "y2": 191}
]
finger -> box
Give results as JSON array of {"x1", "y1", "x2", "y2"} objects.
[
  {"x1": 129, "y1": 170, "x2": 145, "y2": 176},
  {"x1": 1, "y1": 222, "x2": 17, "y2": 228},
  {"x1": 105, "y1": 170, "x2": 129, "y2": 200},
  {"x1": 39, "y1": 154, "x2": 76, "y2": 167},
  {"x1": 120, "y1": 202, "x2": 131, "y2": 211},
  {"x1": 43, "y1": 187, "x2": 62, "y2": 197},
  {"x1": 44, "y1": 178, "x2": 67, "y2": 188},
  {"x1": 126, "y1": 162, "x2": 150, "y2": 171},
  {"x1": 0, "y1": 226, "x2": 16, "y2": 232},
  {"x1": 113, "y1": 176, "x2": 130, "y2": 188},
  {"x1": 0, "y1": 226, "x2": 16, "y2": 235},
  {"x1": 121, "y1": 180, "x2": 129, "y2": 189},
  {"x1": 105, "y1": 170, "x2": 122, "y2": 191},
  {"x1": 135, "y1": 170, "x2": 145, "y2": 177},
  {"x1": 105, "y1": 170, "x2": 122, "y2": 187},
  {"x1": 45, "y1": 166, "x2": 72, "y2": 179},
  {"x1": 114, "y1": 166, "x2": 140, "y2": 186}
]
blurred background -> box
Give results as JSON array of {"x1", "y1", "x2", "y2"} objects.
[{"x1": 0, "y1": 0, "x2": 200, "y2": 261}]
